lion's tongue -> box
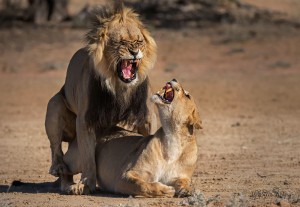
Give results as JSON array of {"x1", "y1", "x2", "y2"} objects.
[{"x1": 121, "y1": 62, "x2": 133, "y2": 79}]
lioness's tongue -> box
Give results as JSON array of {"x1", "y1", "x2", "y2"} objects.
[
  {"x1": 121, "y1": 61, "x2": 133, "y2": 79},
  {"x1": 164, "y1": 83, "x2": 174, "y2": 102}
]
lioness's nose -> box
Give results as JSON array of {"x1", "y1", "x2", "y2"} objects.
[
  {"x1": 172, "y1": 78, "x2": 178, "y2": 82},
  {"x1": 129, "y1": 49, "x2": 139, "y2": 58}
]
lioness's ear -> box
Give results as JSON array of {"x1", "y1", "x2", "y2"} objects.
[{"x1": 188, "y1": 109, "x2": 203, "y2": 130}]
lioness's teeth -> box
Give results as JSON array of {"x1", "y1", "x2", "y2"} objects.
[
  {"x1": 166, "y1": 88, "x2": 172, "y2": 93},
  {"x1": 156, "y1": 89, "x2": 165, "y2": 97}
]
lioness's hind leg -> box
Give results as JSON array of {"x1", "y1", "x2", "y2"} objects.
[{"x1": 45, "y1": 90, "x2": 75, "y2": 177}]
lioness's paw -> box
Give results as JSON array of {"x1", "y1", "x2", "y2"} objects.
[
  {"x1": 65, "y1": 183, "x2": 90, "y2": 195},
  {"x1": 176, "y1": 187, "x2": 191, "y2": 198},
  {"x1": 49, "y1": 162, "x2": 69, "y2": 177},
  {"x1": 160, "y1": 186, "x2": 175, "y2": 198},
  {"x1": 148, "y1": 182, "x2": 175, "y2": 198}
]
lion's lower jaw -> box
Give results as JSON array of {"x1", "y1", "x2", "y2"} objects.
[{"x1": 119, "y1": 75, "x2": 139, "y2": 87}]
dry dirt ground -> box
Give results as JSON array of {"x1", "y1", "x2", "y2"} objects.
[{"x1": 1, "y1": 2, "x2": 300, "y2": 207}]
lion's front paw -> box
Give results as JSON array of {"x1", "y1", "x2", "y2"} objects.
[
  {"x1": 81, "y1": 176, "x2": 96, "y2": 192},
  {"x1": 49, "y1": 161, "x2": 69, "y2": 177},
  {"x1": 65, "y1": 182, "x2": 91, "y2": 195}
]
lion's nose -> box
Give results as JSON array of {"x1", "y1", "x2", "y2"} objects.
[
  {"x1": 129, "y1": 49, "x2": 139, "y2": 58},
  {"x1": 172, "y1": 78, "x2": 178, "y2": 82}
]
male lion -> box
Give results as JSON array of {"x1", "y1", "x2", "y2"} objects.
[
  {"x1": 45, "y1": 4, "x2": 157, "y2": 194},
  {"x1": 61, "y1": 79, "x2": 202, "y2": 197}
]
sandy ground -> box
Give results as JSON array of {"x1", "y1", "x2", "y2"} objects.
[{"x1": 1, "y1": 1, "x2": 300, "y2": 207}]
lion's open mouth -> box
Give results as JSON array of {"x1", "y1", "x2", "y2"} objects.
[
  {"x1": 156, "y1": 82, "x2": 174, "y2": 104},
  {"x1": 117, "y1": 59, "x2": 140, "y2": 83}
]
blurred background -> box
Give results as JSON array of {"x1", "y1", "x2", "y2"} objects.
[{"x1": 0, "y1": 1, "x2": 300, "y2": 206}]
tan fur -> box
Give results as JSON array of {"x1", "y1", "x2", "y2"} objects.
[
  {"x1": 45, "y1": 4, "x2": 157, "y2": 195},
  {"x1": 62, "y1": 80, "x2": 202, "y2": 197}
]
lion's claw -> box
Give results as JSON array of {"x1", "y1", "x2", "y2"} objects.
[{"x1": 65, "y1": 182, "x2": 91, "y2": 195}]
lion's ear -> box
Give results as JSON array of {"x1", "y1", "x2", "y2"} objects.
[
  {"x1": 88, "y1": 27, "x2": 108, "y2": 68},
  {"x1": 114, "y1": 0, "x2": 125, "y2": 14},
  {"x1": 140, "y1": 27, "x2": 157, "y2": 72},
  {"x1": 188, "y1": 108, "x2": 203, "y2": 130},
  {"x1": 141, "y1": 27, "x2": 156, "y2": 50}
]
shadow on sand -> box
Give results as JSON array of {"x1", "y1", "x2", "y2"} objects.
[
  {"x1": 0, "y1": 179, "x2": 127, "y2": 198},
  {"x1": 0, "y1": 180, "x2": 60, "y2": 194}
]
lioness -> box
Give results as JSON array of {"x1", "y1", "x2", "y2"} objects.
[
  {"x1": 45, "y1": 4, "x2": 157, "y2": 194},
  {"x1": 61, "y1": 79, "x2": 202, "y2": 197}
]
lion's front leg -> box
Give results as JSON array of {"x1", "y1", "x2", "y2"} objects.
[
  {"x1": 72, "y1": 117, "x2": 97, "y2": 195},
  {"x1": 61, "y1": 140, "x2": 90, "y2": 195}
]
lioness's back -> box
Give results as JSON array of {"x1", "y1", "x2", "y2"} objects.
[{"x1": 96, "y1": 136, "x2": 147, "y2": 191}]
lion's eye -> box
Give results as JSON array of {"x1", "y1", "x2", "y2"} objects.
[
  {"x1": 110, "y1": 39, "x2": 119, "y2": 45},
  {"x1": 121, "y1": 40, "x2": 130, "y2": 45},
  {"x1": 138, "y1": 40, "x2": 144, "y2": 45}
]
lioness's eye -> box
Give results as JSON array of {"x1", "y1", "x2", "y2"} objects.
[{"x1": 184, "y1": 90, "x2": 191, "y2": 99}]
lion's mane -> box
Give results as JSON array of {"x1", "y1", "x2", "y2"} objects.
[{"x1": 84, "y1": 5, "x2": 157, "y2": 131}]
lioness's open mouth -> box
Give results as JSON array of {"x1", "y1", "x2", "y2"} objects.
[
  {"x1": 156, "y1": 82, "x2": 174, "y2": 104},
  {"x1": 117, "y1": 59, "x2": 140, "y2": 83}
]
